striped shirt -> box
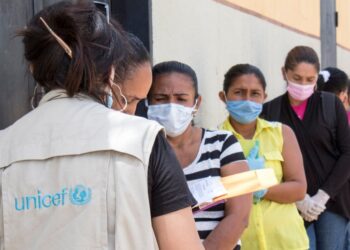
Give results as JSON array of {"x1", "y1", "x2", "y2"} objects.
[{"x1": 183, "y1": 129, "x2": 246, "y2": 240}]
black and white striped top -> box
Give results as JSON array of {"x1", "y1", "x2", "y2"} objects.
[{"x1": 183, "y1": 129, "x2": 246, "y2": 240}]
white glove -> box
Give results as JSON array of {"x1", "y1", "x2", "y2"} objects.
[
  {"x1": 308, "y1": 189, "x2": 329, "y2": 216},
  {"x1": 296, "y1": 194, "x2": 318, "y2": 222}
]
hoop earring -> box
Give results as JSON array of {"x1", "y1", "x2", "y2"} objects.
[
  {"x1": 30, "y1": 84, "x2": 41, "y2": 109},
  {"x1": 114, "y1": 84, "x2": 128, "y2": 112}
]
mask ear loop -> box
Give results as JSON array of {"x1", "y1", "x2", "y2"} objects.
[
  {"x1": 192, "y1": 99, "x2": 199, "y2": 116},
  {"x1": 112, "y1": 84, "x2": 127, "y2": 112}
]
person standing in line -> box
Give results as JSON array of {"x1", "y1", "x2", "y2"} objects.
[
  {"x1": 262, "y1": 46, "x2": 350, "y2": 250},
  {"x1": 318, "y1": 67, "x2": 350, "y2": 250},
  {"x1": 0, "y1": 2, "x2": 204, "y2": 250},
  {"x1": 317, "y1": 67, "x2": 350, "y2": 125},
  {"x1": 218, "y1": 63, "x2": 308, "y2": 250},
  {"x1": 147, "y1": 61, "x2": 252, "y2": 250}
]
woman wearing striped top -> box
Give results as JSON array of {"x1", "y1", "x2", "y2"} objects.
[{"x1": 147, "y1": 61, "x2": 251, "y2": 250}]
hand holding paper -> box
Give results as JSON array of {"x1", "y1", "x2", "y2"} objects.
[{"x1": 190, "y1": 168, "x2": 278, "y2": 212}]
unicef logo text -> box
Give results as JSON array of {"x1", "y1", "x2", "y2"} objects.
[{"x1": 14, "y1": 185, "x2": 92, "y2": 211}]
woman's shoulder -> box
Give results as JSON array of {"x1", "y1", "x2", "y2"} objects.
[
  {"x1": 200, "y1": 128, "x2": 241, "y2": 150},
  {"x1": 258, "y1": 118, "x2": 282, "y2": 129},
  {"x1": 202, "y1": 128, "x2": 233, "y2": 140}
]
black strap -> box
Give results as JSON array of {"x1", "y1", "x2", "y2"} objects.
[{"x1": 321, "y1": 91, "x2": 337, "y2": 141}]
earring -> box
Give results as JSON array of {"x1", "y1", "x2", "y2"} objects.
[
  {"x1": 30, "y1": 84, "x2": 43, "y2": 109},
  {"x1": 114, "y1": 84, "x2": 128, "y2": 112}
]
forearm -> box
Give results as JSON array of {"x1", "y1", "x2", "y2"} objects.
[
  {"x1": 264, "y1": 181, "x2": 306, "y2": 203},
  {"x1": 203, "y1": 193, "x2": 251, "y2": 250},
  {"x1": 152, "y1": 207, "x2": 204, "y2": 250},
  {"x1": 203, "y1": 213, "x2": 248, "y2": 250}
]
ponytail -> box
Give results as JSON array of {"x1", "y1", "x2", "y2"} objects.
[{"x1": 19, "y1": 1, "x2": 129, "y2": 101}]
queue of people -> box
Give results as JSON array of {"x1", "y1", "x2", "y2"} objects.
[{"x1": 0, "y1": 1, "x2": 350, "y2": 250}]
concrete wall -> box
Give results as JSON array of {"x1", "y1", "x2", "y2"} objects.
[
  {"x1": 151, "y1": 0, "x2": 323, "y2": 129},
  {"x1": 337, "y1": 47, "x2": 350, "y2": 72}
]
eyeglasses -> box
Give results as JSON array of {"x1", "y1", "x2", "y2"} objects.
[{"x1": 93, "y1": 0, "x2": 110, "y2": 23}]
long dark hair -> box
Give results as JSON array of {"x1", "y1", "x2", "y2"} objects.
[{"x1": 18, "y1": 1, "x2": 129, "y2": 103}]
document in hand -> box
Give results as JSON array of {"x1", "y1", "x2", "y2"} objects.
[{"x1": 189, "y1": 168, "x2": 278, "y2": 213}]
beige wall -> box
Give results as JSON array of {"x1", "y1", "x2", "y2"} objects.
[
  {"x1": 151, "y1": 0, "x2": 350, "y2": 129},
  {"x1": 218, "y1": 0, "x2": 320, "y2": 37},
  {"x1": 337, "y1": 0, "x2": 350, "y2": 51}
]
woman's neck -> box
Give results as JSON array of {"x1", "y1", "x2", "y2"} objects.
[{"x1": 229, "y1": 116, "x2": 257, "y2": 139}]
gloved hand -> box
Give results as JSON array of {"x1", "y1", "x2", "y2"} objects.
[
  {"x1": 247, "y1": 140, "x2": 265, "y2": 170},
  {"x1": 253, "y1": 189, "x2": 267, "y2": 204},
  {"x1": 247, "y1": 141, "x2": 266, "y2": 203},
  {"x1": 296, "y1": 194, "x2": 318, "y2": 222},
  {"x1": 308, "y1": 189, "x2": 329, "y2": 217}
]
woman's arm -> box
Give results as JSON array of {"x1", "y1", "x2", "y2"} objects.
[
  {"x1": 152, "y1": 207, "x2": 204, "y2": 250},
  {"x1": 149, "y1": 132, "x2": 203, "y2": 249},
  {"x1": 264, "y1": 124, "x2": 307, "y2": 203},
  {"x1": 203, "y1": 161, "x2": 252, "y2": 250}
]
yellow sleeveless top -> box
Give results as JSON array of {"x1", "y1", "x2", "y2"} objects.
[{"x1": 220, "y1": 118, "x2": 308, "y2": 250}]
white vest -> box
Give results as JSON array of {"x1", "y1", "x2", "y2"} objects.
[{"x1": 0, "y1": 90, "x2": 162, "y2": 250}]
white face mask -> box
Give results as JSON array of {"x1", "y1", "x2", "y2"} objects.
[{"x1": 147, "y1": 102, "x2": 197, "y2": 137}]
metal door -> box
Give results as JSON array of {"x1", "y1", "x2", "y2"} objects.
[{"x1": 0, "y1": 0, "x2": 63, "y2": 129}]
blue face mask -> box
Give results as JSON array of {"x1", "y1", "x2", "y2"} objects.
[
  {"x1": 226, "y1": 100, "x2": 262, "y2": 124},
  {"x1": 106, "y1": 94, "x2": 113, "y2": 108}
]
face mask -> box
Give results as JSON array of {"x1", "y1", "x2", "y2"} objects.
[
  {"x1": 106, "y1": 93, "x2": 113, "y2": 108},
  {"x1": 286, "y1": 80, "x2": 315, "y2": 101},
  {"x1": 226, "y1": 100, "x2": 262, "y2": 124},
  {"x1": 147, "y1": 102, "x2": 196, "y2": 137}
]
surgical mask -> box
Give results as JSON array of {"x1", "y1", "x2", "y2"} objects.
[
  {"x1": 226, "y1": 100, "x2": 262, "y2": 124},
  {"x1": 147, "y1": 102, "x2": 196, "y2": 137},
  {"x1": 106, "y1": 93, "x2": 113, "y2": 108},
  {"x1": 286, "y1": 80, "x2": 315, "y2": 101}
]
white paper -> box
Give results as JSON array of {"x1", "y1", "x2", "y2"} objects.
[{"x1": 188, "y1": 176, "x2": 227, "y2": 205}]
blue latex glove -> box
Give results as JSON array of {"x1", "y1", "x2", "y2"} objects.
[
  {"x1": 247, "y1": 140, "x2": 265, "y2": 170},
  {"x1": 247, "y1": 141, "x2": 267, "y2": 203}
]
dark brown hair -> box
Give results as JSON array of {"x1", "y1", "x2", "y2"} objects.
[
  {"x1": 317, "y1": 67, "x2": 349, "y2": 95},
  {"x1": 284, "y1": 46, "x2": 320, "y2": 72},
  {"x1": 19, "y1": 1, "x2": 129, "y2": 103},
  {"x1": 151, "y1": 61, "x2": 199, "y2": 99},
  {"x1": 223, "y1": 64, "x2": 266, "y2": 93},
  {"x1": 125, "y1": 32, "x2": 150, "y2": 75}
]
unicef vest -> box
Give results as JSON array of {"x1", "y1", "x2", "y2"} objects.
[{"x1": 0, "y1": 90, "x2": 162, "y2": 250}]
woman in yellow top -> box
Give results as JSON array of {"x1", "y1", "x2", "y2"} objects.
[{"x1": 218, "y1": 64, "x2": 309, "y2": 250}]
